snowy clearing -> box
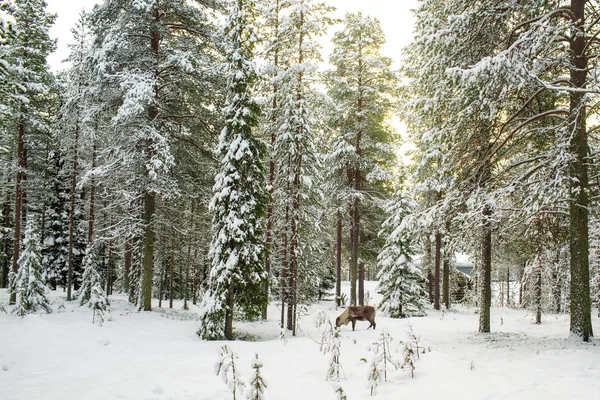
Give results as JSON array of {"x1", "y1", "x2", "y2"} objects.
[{"x1": 1, "y1": 282, "x2": 599, "y2": 400}]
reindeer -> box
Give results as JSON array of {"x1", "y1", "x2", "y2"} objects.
[{"x1": 335, "y1": 306, "x2": 376, "y2": 331}]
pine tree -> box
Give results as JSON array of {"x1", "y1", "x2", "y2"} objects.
[
  {"x1": 377, "y1": 193, "x2": 427, "y2": 318},
  {"x1": 1, "y1": 0, "x2": 56, "y2": 304},
  {"x1": 270, "y1": 0, "x2": 334, "y2": 335},
  {"x1": 335, "y1": 386, "x2": 347, "y2": 400},
  {"x1": 215, "y1": 345, "x2": 246, "y2": 400},
  {"x1": 368, "y1": 331, "x2": 400, "y2": 393},
  {"x1": 246, "y1": 354, "x2": 267, "y2": 400},
  {"x1": 42, "y1": 151, "x2": 70, "y2": 289},
  {"x1": 77, "y1": 242, "x2": 109, "y2": 325},
  {"x1": 321, "y1": 321, "x2": 343, "y2": 381},
  {"x1": 88, "y1": 0, "x2": 219, "y2": 311},
  {"x1": 199, "y1": 0, "x2": 267, "y2": 341},
  {"x1": 327, "y1": 12, "x2": 398, "y2": 306},
  {"x1": 10, "y1": 220, "x2": 52, "y2": 316}
]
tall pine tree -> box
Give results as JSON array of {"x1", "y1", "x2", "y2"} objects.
[{"x1": 198, "y1": 0, "x2": 267, "y2": 341}]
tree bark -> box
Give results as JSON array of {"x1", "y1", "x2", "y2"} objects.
[
  {"x1": 67, "y1": 122, "x2": 79, "y2": 301},
  {"x1": 443, "y1": 250, "x2": 450, "y2": 309},
  {"x1": 423, "y1": 234, "x2": 434, "y2": 303},
  {"x1": 88, "y1": 138, "x2": 96, "y2": 243},
  {"x1": 141, "y1": 192, "x2": 155, "y2": 311},
  {"x1": 336, "y1": 208, "x2": 342, "y2": 307},
  {"x1": 140, "y1": 8, "x2": 161, "y2": 312},
  {"x1": 263, "y1": 0, "x2": 281, "y2": 321},
  {"x1": 434, "y1": 231, "x2": 441, "y2": 310},
  {"x1": 479, "y1": 205, "x2": 492, "y2": 333},
  {"x1": 10, "y1": 117, "x2": 25, "y2": 305},
  {"x1": 568, "y1": 0, "x2": 593, "y2": 341},
  {"x1": 358, "y1": 260, "x2": 365, "y2": 306},
  {"x1": 506, "y1": 265, "x2": 510, "y2": 307},
  {"x1": 170, "y1": 237, "x2": 174, "y2": 309},
  {"x1": 225, "y1": 284, "x2": 234, "y2": 340}
]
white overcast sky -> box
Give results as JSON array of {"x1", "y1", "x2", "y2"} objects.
[{"x1": 46, "y1": 0, "x2": 419, "y2": 71}]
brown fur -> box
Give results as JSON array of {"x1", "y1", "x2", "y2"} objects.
[{"x1": 335, "y1": 306, "x2": 376, "y2": 331}]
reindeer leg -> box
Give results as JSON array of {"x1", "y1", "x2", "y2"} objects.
[{"x1": 351, "y1": 319, "x2": 356, "y2": 331}]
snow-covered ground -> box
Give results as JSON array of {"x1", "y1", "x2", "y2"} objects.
[{"x1": 1, "y1": 282, "x2": 599, "y2": 400}]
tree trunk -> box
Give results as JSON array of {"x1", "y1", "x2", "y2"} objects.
[
  {"x1": 281, "y1": 202, "x2": 289, "y2": 329},
  {"x1": 479, "y1": 205, "x2": 492, "y2": 333},
  {"x1": 434, "y1": 231, "x2": 441, "y2": 310},
  {"x1": 141, "y1": 192, "x2": 155, "y2": 311},
  {"x1": 263, "y1": 0, "x2": 280, "y2": 320},
  {"x1": 2, "y1": 188, "x2": 12, "y2": 289},
  {"x1": 124, "y1": 235, "x2": 132, "y2": 294},
  {"x1": 358, "y1": 260, "x2": 365, "y2": 306},
  {"x1": 423, "y1": 234, "x2": 433, "y2": 303},
  {"x1": 506, "y1": 265, "x2": 510, "y2": 306},
  {"x1": 184, "y1": 239, "x2": 190, "y2": 310},
  {"x1": 568, "y1": 0, "x2": 593, "y2": 341},
  {"x1": 10, "y1": 117, "x2": 25, "y2": 305},
  {"x1": 443, "y1": 247, "x2": 450, "y2": 309},
  {"x1": 107, "y1": 243, "x2": 113, "y2": 296},
  {"x1": 67, "y1": 122, "x2": 79, "y2": 301},
  {"x1": 139, "y1": 8, "x2": 161, "y2": 312},
  {"x1": 88, "y1": 138, "x2": 96, "y2": 243},
  {"x1": 170, "y1": 237, "x2": 174, "y2": 309},
  {"x1": 336, "y1": 208, "x2": 342, "y2": 307},
  {"x1": 225, "y1": 284, "x2": 234, "y2": 340},
  {"x1": 534, "y1": 248, "x2": 542, "y2": 324}
]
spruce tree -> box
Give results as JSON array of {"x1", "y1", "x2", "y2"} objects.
[
  {"x1": 377, "y1": 193, "x2": 427, "y2": 318},
  {"x1": 77, "y1": 242, "x2": 109, "y2": 325},
  {"x1": 1, "y1": 0, "x2": 56, "y2": 304},
  {"x1": 246, "y1": 354, "x2": 267, "y2": 400},
  {"x1": 198, "y1": 0, "x2": 267, "y2": 340},
  {"x1": 10, "y1": 220, "x2": 52, "y2": 316},
  {"x1": 270, "y1": 0, "x2": 334, "y2": 335},
  {"x1": 42, "y1": 151, "x2": 70, "y2": 289}
]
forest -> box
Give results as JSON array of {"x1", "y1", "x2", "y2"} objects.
[{"x1": 1, "y1": 0, "x2": 599, "y2": 347}]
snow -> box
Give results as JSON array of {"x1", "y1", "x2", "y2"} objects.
[{"x1": 1, "y1": 281, "x2": 599, "y2": 400}]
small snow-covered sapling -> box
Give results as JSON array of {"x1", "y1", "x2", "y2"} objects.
[
  {"x1": 369, "y1": 331, "x2": 400, "y2": 383},
  {"x1": 321, "y1": 321, "x2": 344, "y2": 381},
  {"x1": 246, "y1": 354, "x2": 267, "y2": 400},
  {"x1": 335, "y1": 385, "x2": 348, "y2": 400},
  {"x1": 367, "y1": 358, "x2": 382, "y2": 396},
  {"x1": 405, "y1": 322, "x2": 423, "y2": 359},
  {"x1": 215, "y1": 345, "x2": 245, "y2": 400}
]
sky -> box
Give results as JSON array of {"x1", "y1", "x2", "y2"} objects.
[{"x1": 45, "y1": 0, "x2": 420, "y2": 71}]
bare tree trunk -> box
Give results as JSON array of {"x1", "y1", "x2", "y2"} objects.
[
  {"x1": 67, "y1": 122, "x2": 79, "y2": 301},
  {"x1": 2, "y1": 185, "x2": 12, "y2": 289},
  {"x1": 504, "y1": 265, "x2": 509, "y2": 306},
  {"x1": 336, "y1": 207, "x2": 342, "y2": 307},
  {"x1": 534, "y1": 241, "x2": 542, "y2": 324},
  {"x1": 107, "y1": 242, "x2": 113, "y2": 296},
  {"x1": 443, "y1": 247, "x2": 450, "y2": 309},
  {"x1": 141, "y1": 191, "x2": 155, "y2": 311},
  {"x1": 358, "y1": 260, "x2": 365, "y2": 306},
  {"x1": 434, "y1": 231, "x2": 441, "y2": 310},
  {"x1": 88, "y1": 139, "x2": 96, "y2": 243},
  {"x1": 124, "y1": 235, "x2": 132, "y2": 294},
  {"x1": 10, "y1": 117, "x2": 25, "y2": 305},
  {"x1": 225, "y1": 284, "x2": 234, "y2": 340},
  {"x1": 281, "y1": 202, "x2": 289, "y2": 329},
  {"x1": 568, "y1": 0, "x2": 593, "y2": 341},
  {"x1": 423, "y1": 234, "x2": 433, "y2": 303},
  {"x1": 479, "y1": 205, "x2": 492, "y2": 333},
  {"x1": 170, "y1": 238, "x2": 174, "y2": 309}
]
